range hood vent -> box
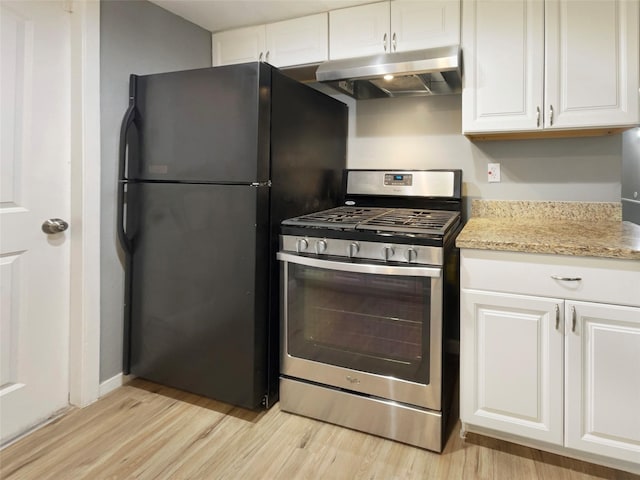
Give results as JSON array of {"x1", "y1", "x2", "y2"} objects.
[{"x1": 314, "y1": 45, "x2": 462, "y2": 100}]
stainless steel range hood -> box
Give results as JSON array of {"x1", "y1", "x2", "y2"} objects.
[{"x1": 314, "y1": 45, "x2": 462, "y2": 100}]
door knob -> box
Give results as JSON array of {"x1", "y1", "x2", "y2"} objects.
[{"x1": 42, "y1": 218, "x2": 69, "y2": 234}]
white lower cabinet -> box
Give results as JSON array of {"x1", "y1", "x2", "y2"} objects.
[
  {"x1": 461, "y1": 290, "x2": 564, "y2": 444},
  {"x1": 460, "y1": 250, "x2": 640, "y2": 471},
  {"x1": 565, "y1": 301, "x2": 640, "y2": 464}
]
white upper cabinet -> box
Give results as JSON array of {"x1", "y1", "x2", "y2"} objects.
[
  {"x1": 391, "y1": 0, "x2": 461, "y2": 52},
  {"x1": 266, "y1": 14, "x2": 328, "y2": 67},
  {"x1": 212, "y1": 25, "x2": 266, "y2": 66},
  {"x1": 329, "y1": 2, "x2": 390, "y2": 59},
  {"x1": 545, "y1": 0, "x2": 640, "y2": 129},
  {"x1": 212, "y1": 13, "x2": 328, "y2": 67},
  {"x1": 462, "y1": 0, "x2": 544, "y2": 133},
  {"x1": 462, "y1": 0, "x2": 640, "y2": 135},
  {"x1": 329, "y1": 1, "x2": 461, "y2": 60}
]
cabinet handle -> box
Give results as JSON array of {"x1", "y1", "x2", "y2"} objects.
[
  {"x1": 392, "y1": 32, "x2": 397, "y2": 51},
  {"x1": 571, "y1": 305, "x2": 577, "y2": 333},
  {"x1": 265, "y1": 50, "x2": 270, "y2": 62},
  {"x1": 555, "y1": 304, "x2": 560, "y2": 330},
  {"x1": 383, "y1": 33, "x2": 388, "y2": 51},
  {"x1": 536, "y1": 106, "x2": 541, "y2": 127},
  {"x1": 551, "y1": 275, "x2": 582, "y2": 282},
  {"x1": 549, "y1": 105, "x2": 554, "y2": 126},
  {"x1": 258, "y1": 51, "x2": 263, "y2": 62}
]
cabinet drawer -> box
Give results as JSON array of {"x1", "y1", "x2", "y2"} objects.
[{"x1": 461, "y1": 250, "x2": 640, "y2": 307}]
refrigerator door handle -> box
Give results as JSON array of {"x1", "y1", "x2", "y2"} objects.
[
  {"x1": 117, "y1": 180, "x2": 132, "y2": 255},
  {"x1": 117, "y1": 78, "x2": 137, "y2": 254},
  {"x1": 118, "y1": 74, "x2": 137, "y2": 183},
  {"x1": 118, "y1": 75, "x2": 137, "y2": 374}
]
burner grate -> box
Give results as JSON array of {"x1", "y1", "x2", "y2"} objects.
[
  {"x1": 282, "y1": 206, "x2": 389, "y2": 229},
  {"x1": 357, "y1": 209, "x2": 460, "y2": 235},
  {"x1": 282, "y1": 206, "x2": 459, "y2": 236}
]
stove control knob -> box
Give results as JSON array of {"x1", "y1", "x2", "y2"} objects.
[
  {"x1": 296, "y1": 238, "x2": 308, "y2": 253},
  {"x1": 382, "y1": 246, "x2": 394, "y2": 261},
  {"x1": 316, "y1": 239, "x2": 328, "y2": 254},
  {"x1": 348, "y1": 242, "x2": 360, "y2": 258},
  {"x1": 404, "y1": 248, "x2": 417, "y2": 263}
]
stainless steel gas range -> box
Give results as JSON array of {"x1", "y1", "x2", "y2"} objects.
[{"x1": 276, "y1": 169, "x2": 463, "y2": 452}]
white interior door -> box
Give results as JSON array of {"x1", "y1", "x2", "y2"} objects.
[{"x1": 1, "y1": 0, "x2": 71, "y2": 444}]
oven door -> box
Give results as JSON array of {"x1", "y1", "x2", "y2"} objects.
[{"x1": 277, "y1": 252, "x2": 443, "y2": 410}]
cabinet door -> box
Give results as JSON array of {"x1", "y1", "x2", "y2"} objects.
[
  {"x1": 462, "y1": 0, "x2": 544, "y2": 133},
  {"x1": 391, "y1": 0, "x2": 460, "y2": 52},
  {"x1": 212, "y1": 26, "x2": 266, "y2": 66},
  {"x1": 266, "y1": 13, "x2": 328, "y2": 67},
  {"x1": 565, "y1": 301, "x2": 640, "y2": 464},
  {"x1": 544, "y1": 0, "x2": 640, "y2": 129},
  {"x1": 461, "y1": 289, "x2": 564, "y2": 445},
  {"x1": 329, "y1": 2, "x2": 390, "y2": 59}
]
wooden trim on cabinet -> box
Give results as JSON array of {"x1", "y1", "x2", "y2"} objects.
[{"x1": 465, "y1": 127, "x2": 631, "y2": 141}]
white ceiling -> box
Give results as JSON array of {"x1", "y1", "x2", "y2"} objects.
[{"x1": 149, "y1": 0, "x2": 373, "y2": 33}]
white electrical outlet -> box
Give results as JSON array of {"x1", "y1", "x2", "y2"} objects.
[{"x1": 488, "y1": 163, "x2": 501, "y2": 183}]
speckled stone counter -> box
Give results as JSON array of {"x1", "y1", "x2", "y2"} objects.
[{"x1": 456, "y1": 200, "x2": 640, "y2": 260}]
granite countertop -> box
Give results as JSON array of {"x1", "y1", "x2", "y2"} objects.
[{"x1": 456, "y1": 201, "x2": 640, "y2": 260}]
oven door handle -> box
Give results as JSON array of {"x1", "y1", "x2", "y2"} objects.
[{"x1": 276, "y1": 252, "x2": 441, "y2": 278}]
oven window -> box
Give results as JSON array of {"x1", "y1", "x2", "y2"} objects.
[{"x1": 285, "y1": 262, "x2": 432, "y2": 384}]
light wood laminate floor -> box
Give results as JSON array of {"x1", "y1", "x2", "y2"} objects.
[{"x1": 1, "y1": 379, "x2": 637, "y2": 479}]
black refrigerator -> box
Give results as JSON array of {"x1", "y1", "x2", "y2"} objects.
[{"x1": 117, "y1": 63, "x2": 347, "y2": 409}]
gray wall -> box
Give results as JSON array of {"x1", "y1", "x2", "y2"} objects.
[
  {"x1": 342, "y1": 95, "x2": 622, "y2": 216},
  {"x1": 100, "y1": 0, "x2": 211, "y2": 382}
]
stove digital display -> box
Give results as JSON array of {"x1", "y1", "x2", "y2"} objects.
[{"x1": 384, "y1": 173, "x2": 413, "y2": 186}]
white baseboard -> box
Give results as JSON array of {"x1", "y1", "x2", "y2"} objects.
[{"x1": 99, "y1": 373, "x2": 136, "y2": 397}]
